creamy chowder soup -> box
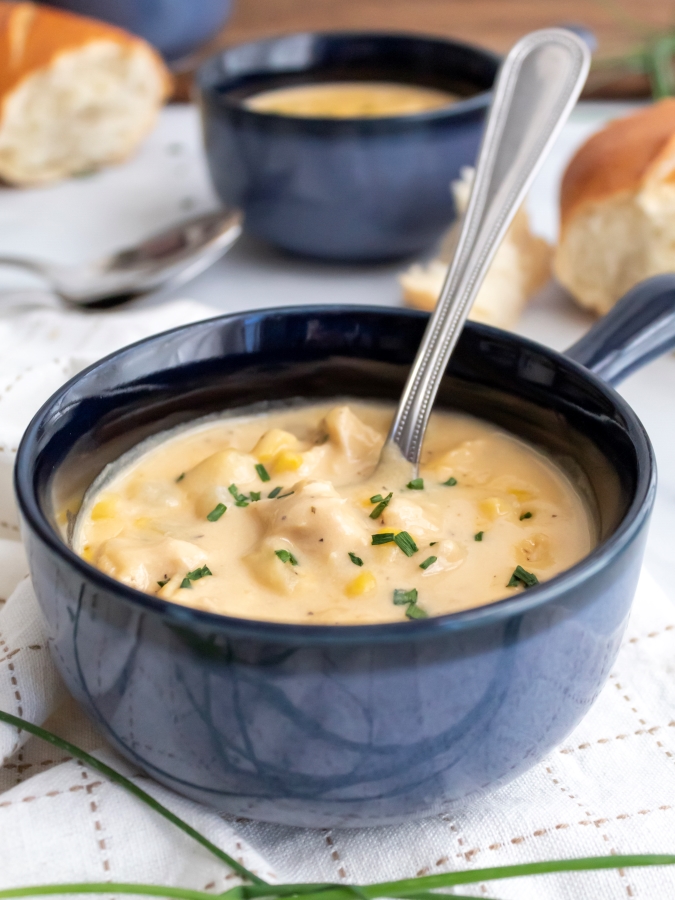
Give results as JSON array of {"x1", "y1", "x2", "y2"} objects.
[
  {"x1": 75, "y1": 402, "x2": 594, "y2": 625},
  {"x1": 245, "y1": 81, "x2": 457, "y2": 118}
]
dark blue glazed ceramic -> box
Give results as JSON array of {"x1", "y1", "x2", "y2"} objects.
[
  {"x1": 14, "y1": 275, "x2": 675, "y2": 827},
  {"x1": 43, "y1": 0, "x2": 232, "y2": 61},
  {"x1": 197, "y1": 32, "x2": 499, "y2": 261}
]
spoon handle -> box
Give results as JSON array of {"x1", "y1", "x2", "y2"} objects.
[{"x1": 388, "y1": 28, "x2": 590, "y2": 465}]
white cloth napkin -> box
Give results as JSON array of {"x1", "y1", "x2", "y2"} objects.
[{"x1": 1, "y1": 299, "x2": 675, "y2": 899}]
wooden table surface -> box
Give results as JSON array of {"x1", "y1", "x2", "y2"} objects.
[
  {"x1": 173, "y1": 0, "x2": 675, "y2": 99},
  {"x1": 222, "y1": 0, "x2": 672, "y2": 57}
]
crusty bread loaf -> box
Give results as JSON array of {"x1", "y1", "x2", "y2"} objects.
[
  {"x1": 400, "y1": 167, "x2": 551, "y2": 329},
  {"x1": 0, "y1": 2, "x2": 171, "y2": 185},
  {"x1": 555, "y1": 99, "x2": 675, "y2": 314}
]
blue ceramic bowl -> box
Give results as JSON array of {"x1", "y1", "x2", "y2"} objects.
[
  {"x1": 197, "y1": 32, "x2": 499, "y2": 261},
  {"x1": 43, "y1": 0, "x2": 232, "y2": 61},
  {"x1": 14, "y1": 276, "x2": 675, "y2": 827}
]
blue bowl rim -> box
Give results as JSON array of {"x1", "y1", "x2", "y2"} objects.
[
  {"x1": 15, "y1": 305, "x2": 655, "y2": 645},
  {"x1": 197, "y1": 29, "x2": 500, "y2": 127}
]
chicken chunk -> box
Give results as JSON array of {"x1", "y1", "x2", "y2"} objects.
[
  {"x1": 250, "y1": 480, "x2": 369, "y2": 572},
  {"x1": 323, "y1": 406, "x2": 383, "y2": 466},
  {"x1": 180, "y1": 449, "x2": 258, "y2": 517},
  {"x1": 429, "y1": 439, "x2": 493, "y2": 486},
  {"x1": 381, "y1": 497, "x2": 440, "y2": 540},
  {"x1": 96, "y1": 534, "x2": 207, "y2": 592}
]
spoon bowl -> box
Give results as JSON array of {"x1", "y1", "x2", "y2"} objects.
[{"x1": 0, "y1": 208, "x2": 242, "y2": 307}]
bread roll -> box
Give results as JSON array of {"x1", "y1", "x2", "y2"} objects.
[
  {"x1": 555, "y1": 99, "x2": 675, "y2": 314},
  {"x1": 0, "y1": 2, "x2": 171, "y2": 186},
  {"x1": 400, "y1": 167, "x2": 551, "y2": 329}
]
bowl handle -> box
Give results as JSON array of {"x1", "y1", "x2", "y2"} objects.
[{"x1": 565, "y1": 274, "x2": 675, "y2": 386}]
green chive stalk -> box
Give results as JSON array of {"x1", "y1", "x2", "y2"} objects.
[
  {"x1": 361, "y1": 855, "x2": 675, "y2": 893},
  {"x1": 585, "y1": 0, "x2": 675, "y2": 99},
  {"x1": 3, "y1": 855, "x2": 675, "y2": 900},
  {"x1": 0, "y1": 887, "x2": 213, "y2": 900}
]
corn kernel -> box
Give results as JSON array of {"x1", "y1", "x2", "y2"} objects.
[
  {"x1": 507, "y1": 488, "x2": 534, "y2": 502},
  {"x1": 273, "y1": 450, "x2": 304, "y2": 473},
  {"x1": 517, "y1": 533, "x2": 553, "y2": 567},
  {"x1": 91, "y1": 497, "x2": 118, "y2": 520},
  {"x1": 479, "y1": 496, "x2": 510, "y2": 521},
  {"x1": 82, "y1": 544, "x2": 94, "y2": 562},
  {"x1": 345, "y1": 571, "x2": 376, "y2": 596},
  {"x1": 134, "y1": 517, "x2": 152, "y2": 529},
  {"x1": 253, "y1": 429, "x2": 299, "y2": 463}
]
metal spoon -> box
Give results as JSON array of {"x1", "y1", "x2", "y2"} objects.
[
  {"x1": 387, "y1": 28, "x2": 591, "y2": 470},
  {"x1": 0, "y1": 207, "x2": 242, "y2": 307}
]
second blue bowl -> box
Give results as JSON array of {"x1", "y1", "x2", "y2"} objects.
[
  {"x1": 198, "y1": 32, "x2": 499, "y2": 261},
  {"x1": 43, "y1": 0, "x2": 232, "y2": 61}
]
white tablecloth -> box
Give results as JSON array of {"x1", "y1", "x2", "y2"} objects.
[{"x1": 0, "y1": 297, "x2": 675, "y2": 899}]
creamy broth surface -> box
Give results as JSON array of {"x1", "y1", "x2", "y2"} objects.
[
  {"x1": 245, "y1": 81, "x2": 457, "y2": 118},
  {"x1": 76, "y1": 402, "x2": 594, "y2": 624}
]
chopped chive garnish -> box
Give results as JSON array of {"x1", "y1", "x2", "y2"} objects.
[
  {"x1": 507, "y1": 565, "x2": 539, "y2": 588},
  {"x1": 249, "y1": 491, "x2": 261, "y2": 502},
  {"x1": 393, "y1": 588, "x2": 418, "y2": 605},
  {"x1": 394, "y1": 530, "x2": 418, "y2": 557},
  {"x1": 372, "y1": 532, "x2": 395, "y2": 545},
  {"x1": 255, "y1": 463, "x2": 271, "y2": 482},
  {"x1": 407, "y1": 477, "x2": 424, "y2": 490},
  {"x1": 370, "y1": 494, "x2": 383, "y2": 503},
  {"x1": 369, "y1": 491, "x2": 393, "y2": 519},
  {"x1": 277, "y1": 490, "x2": 295, "y2": 499},
  {"x1": 430, "y1": 541, "x2": 437, "y2": 546},
  {"x1": 180, "y1": 565, "x2": 212, "y2": 589},
  {"x1": 520, "y1": 511, "x2": 533, "y2": 520},
  {"x1": 372, "y1": 530, "x2": 418, "y2": 554},
  {"x1": 175, "y1": 472, "x2": 185, "y2": 482},
  {"x1": 157, "y1": 579, "x2": 169, "y2": 588},
  {"x1": 406, "y1": 604, "x2": 429, "y2": 619},
  {"x1": 268, "y1": 486, "x2": 283, "y2": 498},
  {"x1": 443, "y1": 476, "x2": 458, "y2": 486},
  {"x1": 474, "y1": 531, "x2": 484, "y2": 541},
  {"x1": 348, "y1": 552, "x2": 364, "y2": 566},
  {"x1": 206, "y1": 503, "x2": 227, "y2": 521},
  {"x1": 228, "y1": 483, "x2": 249, "y2": 505},
  {"x1": 419, "y1": 555, "x2": 437, "y2": 570},
  {"x1": 393, "y1": 587, "x2": 428, "y2": 618},
  {"x1": 275, "y1": 549, "x2": 298, "y2": 565}
]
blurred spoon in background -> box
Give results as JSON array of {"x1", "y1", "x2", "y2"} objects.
[{"x1": 0, "y1": 207, "x2": 242, "y2": 308}]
